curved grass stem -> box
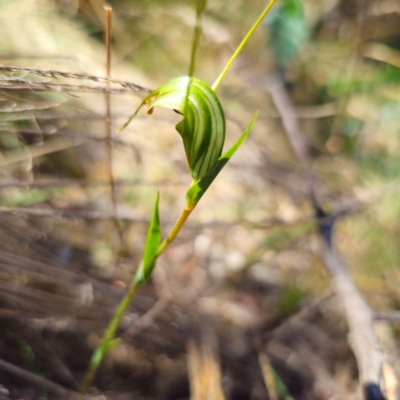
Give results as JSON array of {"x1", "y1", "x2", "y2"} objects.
[{"x1": 212, "y1": 0, "x2": 276, "y2": 91}]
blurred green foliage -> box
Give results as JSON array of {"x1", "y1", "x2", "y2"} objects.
[
  {"x1": 267, "y1": 0, "x2": 310, "y2": 69},
  {"x1": 279, "y1": 285, "x2": 307, "y2": 316}
]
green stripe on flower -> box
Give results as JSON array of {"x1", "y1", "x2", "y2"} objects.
[{"x1": 140, "y1": 76, "x2": 225, "y2": 180}]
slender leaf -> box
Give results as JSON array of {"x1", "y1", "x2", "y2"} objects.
[
  {"x1": 272, "y1": 367, "x2": 295, "y2": 400},
  {"x1": 186, "y1": 111, "x2": 259, "y2": 207},
  {"x1": 134, "y1": 192, "x2": 161, "y2": 284},
  {"x1": 90, "y1": 347, "x2": 104, "y2": 368}
]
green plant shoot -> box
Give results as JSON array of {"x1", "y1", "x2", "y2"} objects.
[
  {"x1": 80, "y1": 0, "x2": 276, "y2": 393},
  {"x1": 134, "y1": 192, "x2": 161, "y2": 284}
]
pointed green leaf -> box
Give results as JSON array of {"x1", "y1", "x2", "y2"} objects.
[
  {"x1": 186, "y1": 111, "x2": 259, "y2": 206},
  {"x1": 90, "y1": 346, "x2": 105, "y2": 368},
  {"x1": 134, "y1": 193, "x2": 161, "y2": 285}
]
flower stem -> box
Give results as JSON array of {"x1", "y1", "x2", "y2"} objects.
[
  {"x1": 79, "y1": 282, "x2": 139, "y2": 394},
  {"x1": 80, "y1": 201, "x2": 195, "y2": 393},
  {"x1": 157, "y1": 205, "x2": 194, "y2": 256},
  {"x1": 212, "y1": 0, "x2": 276, "y2": 91}
]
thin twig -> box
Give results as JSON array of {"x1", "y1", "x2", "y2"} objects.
[
  {"x1": 103, "y1": 6, "x2": 127, "y2": 252},
  {"x1": 0, "y1": 128, "x2": 133, "y2": 146},
  {"x1": 105, "y1": 8, "x2": 112, "y2": 79},
  {"x1": 0, "y1": 178, "x2": 177, "y2": 188},
  {"x1": 0, "y1": 206, "x2": 149, "y2": 223},
  {"x1": 0, "y1": 358, "x2": 81, "y2": 399},
  {"x1": 374, "y1": 311, "x2": 400, "y2": 322},
  {"x1": 267, "y1": 78, "x2": 314, "y2": 199}
]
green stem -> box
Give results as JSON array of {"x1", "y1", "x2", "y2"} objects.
[
  {"x1": 79, "y1": 1, "x2": 276, "y2": 391},
  {"x1": 188, "y1": 0, "x2": 206, "y2": 77},
  {"x1": 80, "y1": 201, "x2": 195, "y2": 394},
  {"x1": 157, "y1": 205, "x2": 194, "y2": 256},
  {"x1": 211, "y1": 0, "x2": 276, "y2": 91},
  {"x1": 79, "y1": 282, "x2": 139, "y2": 394}
]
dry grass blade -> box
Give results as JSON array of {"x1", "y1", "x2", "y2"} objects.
[
  {"x1": 0, "y1": 206, "x2": 149, "y2": 222},
  {"x1": 0, "y1": 80, "x2": 143, "y2": 94},
  {"x1": 0, "y1": 249, "x2": 140, "y2": 328},
  {"x1": 0, "y1": 65, "x2": 152, "y2": 94},
  {"x1": 0, "y1": 137, "x2": 84, "y2": 168},
  {"x1": 102, "y1": 5, "x2": 127, "y2": 255},
  {"x1": 187, "y1": 338, "x2": 225, "y2": 400},
  {"x1": 258, "y1": 353, "x2": 279, "y2": 400}
]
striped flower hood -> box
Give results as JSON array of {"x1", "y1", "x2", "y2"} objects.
[{"x1": 143, "y1": 76, "x2": 225, "y2": 180}]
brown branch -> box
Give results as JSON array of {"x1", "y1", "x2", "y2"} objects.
[
  {"x1": 268, "y1": 79, "x2": 313, "y2": 181},
  {"x1": 320, "y1": 243, "x2": 385, "y2": 386},
  {"x1": 261, "y1": 74, "x2": 388, "y2": 398}
]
